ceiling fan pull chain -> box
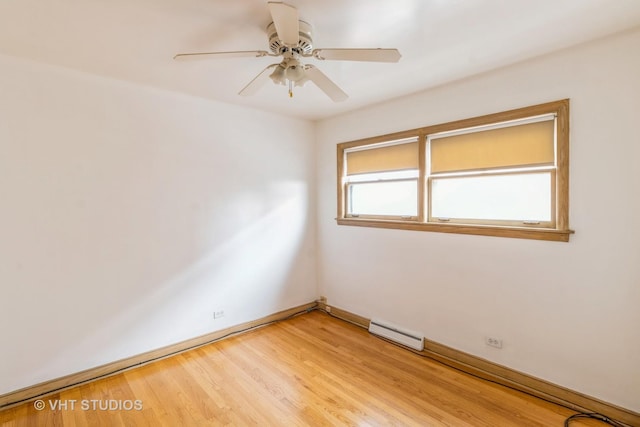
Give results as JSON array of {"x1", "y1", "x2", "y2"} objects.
[{"x1": 289, "y1": 80, "x2": 293, "y2": 98}]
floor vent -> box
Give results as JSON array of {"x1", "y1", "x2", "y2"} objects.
[{"x1": 369, "y1": 319, "x2": 424, "y2": 351}]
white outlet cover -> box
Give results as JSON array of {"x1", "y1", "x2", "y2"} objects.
[{"x1": 485, "y1": 337, "x2": 503, "y2": 349}]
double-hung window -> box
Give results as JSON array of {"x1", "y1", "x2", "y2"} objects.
[
  {"x1": 344, "y1": 137, "x2": 419, "y2": 218},
  {"x1": 337, "y1": 100, "x2": 573, "y2": 242}
]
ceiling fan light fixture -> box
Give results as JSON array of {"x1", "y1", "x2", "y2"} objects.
[
  {"x1": 294, "y1": 75, "x2": 309, "y2": 87},
  {"x1": 284, "y1": 60, "x2": 306, "y2": 82},
  {"x1": 269, "y1": 65, "x2": 286, "y2": 85}
]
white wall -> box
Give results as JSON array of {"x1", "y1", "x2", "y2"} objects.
[
  {"x1": 0, "y1": 55, "x2": 317, "y2": 395},
  {"x1": 316, "y1": 29, "x2": 640, "y2": 412}
]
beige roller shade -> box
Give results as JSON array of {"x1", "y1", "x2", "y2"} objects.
[
  {"x1": 430, "y1": 120, "x2": 555, "y2": 173},
  {"x1": 346, "y1": 141, "x2": 418, "y2": 175}
]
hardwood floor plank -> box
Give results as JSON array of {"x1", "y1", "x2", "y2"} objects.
[
  {"x1": 279, "y1": 317, "x2": 501, "y2": 426},
  {"x1": 0, "y1": 311, "x2": 613, "y2": 426}
]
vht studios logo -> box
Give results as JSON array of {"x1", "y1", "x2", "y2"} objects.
[{"x1": 34, "y1": 399, "x2": 143, "y2": 411}]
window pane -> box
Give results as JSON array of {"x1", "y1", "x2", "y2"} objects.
[
  {"x1": 431, "y1": 172, "x2": 551, "y2": 222},
  {"x1": 349, "y1": 180, "x2": 417, "y2": 216}
]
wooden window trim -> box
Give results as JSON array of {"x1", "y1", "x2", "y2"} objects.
[{"x1": 336, "y1": 100, "x2": 574, "y2": 242}]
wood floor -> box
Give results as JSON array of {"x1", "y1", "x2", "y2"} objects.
[{"x1": 1, "y1": 310, "x2": 606, "y2": 426}]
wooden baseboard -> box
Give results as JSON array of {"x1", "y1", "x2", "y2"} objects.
[
  {"x1": 324, "y1": 304, "x2": 640, "y2": 427},
  {"x1": 4, "y1": 300, "x2": 637, "y2": 426},
  {"x1": 0, "y1": 302, "x2": 318, "y2": 410}
]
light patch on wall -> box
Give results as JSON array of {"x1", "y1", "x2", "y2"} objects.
[{"x1": 25, "y1": 181, "x2": 310, "y2": 385}]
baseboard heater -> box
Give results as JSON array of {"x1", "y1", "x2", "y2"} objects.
[{"x1": 369, "y1": 318, "x2": 424, "y2": 351}]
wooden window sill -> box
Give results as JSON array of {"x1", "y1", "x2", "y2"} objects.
[{"x1": 336, "y1": 218, "x2": 574, "y2": 242}]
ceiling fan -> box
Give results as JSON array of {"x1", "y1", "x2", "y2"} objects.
[{"x1": 173, "y1": 1, "x2": 401, "y2": 102}]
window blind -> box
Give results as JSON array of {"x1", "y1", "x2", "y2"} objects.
[
  {"x1": 430, "y1": 119, "x2": 554, "y2": 173},
  {"x1": 346, "y1": 141, "x2": 419, "y2": 175}
]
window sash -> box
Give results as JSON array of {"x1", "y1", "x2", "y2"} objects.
[
  {"x1": 346, "y1": 178, "x2": 418, "y2": 219},
  {"x1": 427, "y1": 170, "x2": 556, "y2": 228}
]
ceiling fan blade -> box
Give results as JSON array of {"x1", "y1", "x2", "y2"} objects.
[
  {"x1": 174, "y1": 50, "x2": 269, "y2": 61},
  {"x1": 304, "y1": 65, "x2": 348, "y2": 102},
  {"x1": 312, "y1": 48, "x2": 401, "y2": 63},
  {"x1": 267, "y1": 2, "x2": 299, "y2": 47},
  {"x1": 239, "y1": 64, "x2": 279, "y2": 96}
]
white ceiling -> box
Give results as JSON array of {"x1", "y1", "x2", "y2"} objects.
[{"x1": 1, "y1": 0, "x2": 640, "y2": 120}]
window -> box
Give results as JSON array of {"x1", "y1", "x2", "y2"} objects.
[
  {"x1": 336, "y1": 100, "x2": 573, "y2": 242},
  {"x1": 345, "y1": 137, "x2": 419, "y2": 218}
]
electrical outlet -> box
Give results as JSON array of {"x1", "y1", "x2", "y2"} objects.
[
  {"x1": 213, "y1": 310, "x2": 225, "y2": 319},
  {"x1": 485, "y1": 336, "x2": 503, "y2": 349}
]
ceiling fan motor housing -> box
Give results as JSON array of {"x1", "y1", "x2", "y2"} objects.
[{"x1": 267, "y1": 20, "x2": 313, "y2": 55}]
